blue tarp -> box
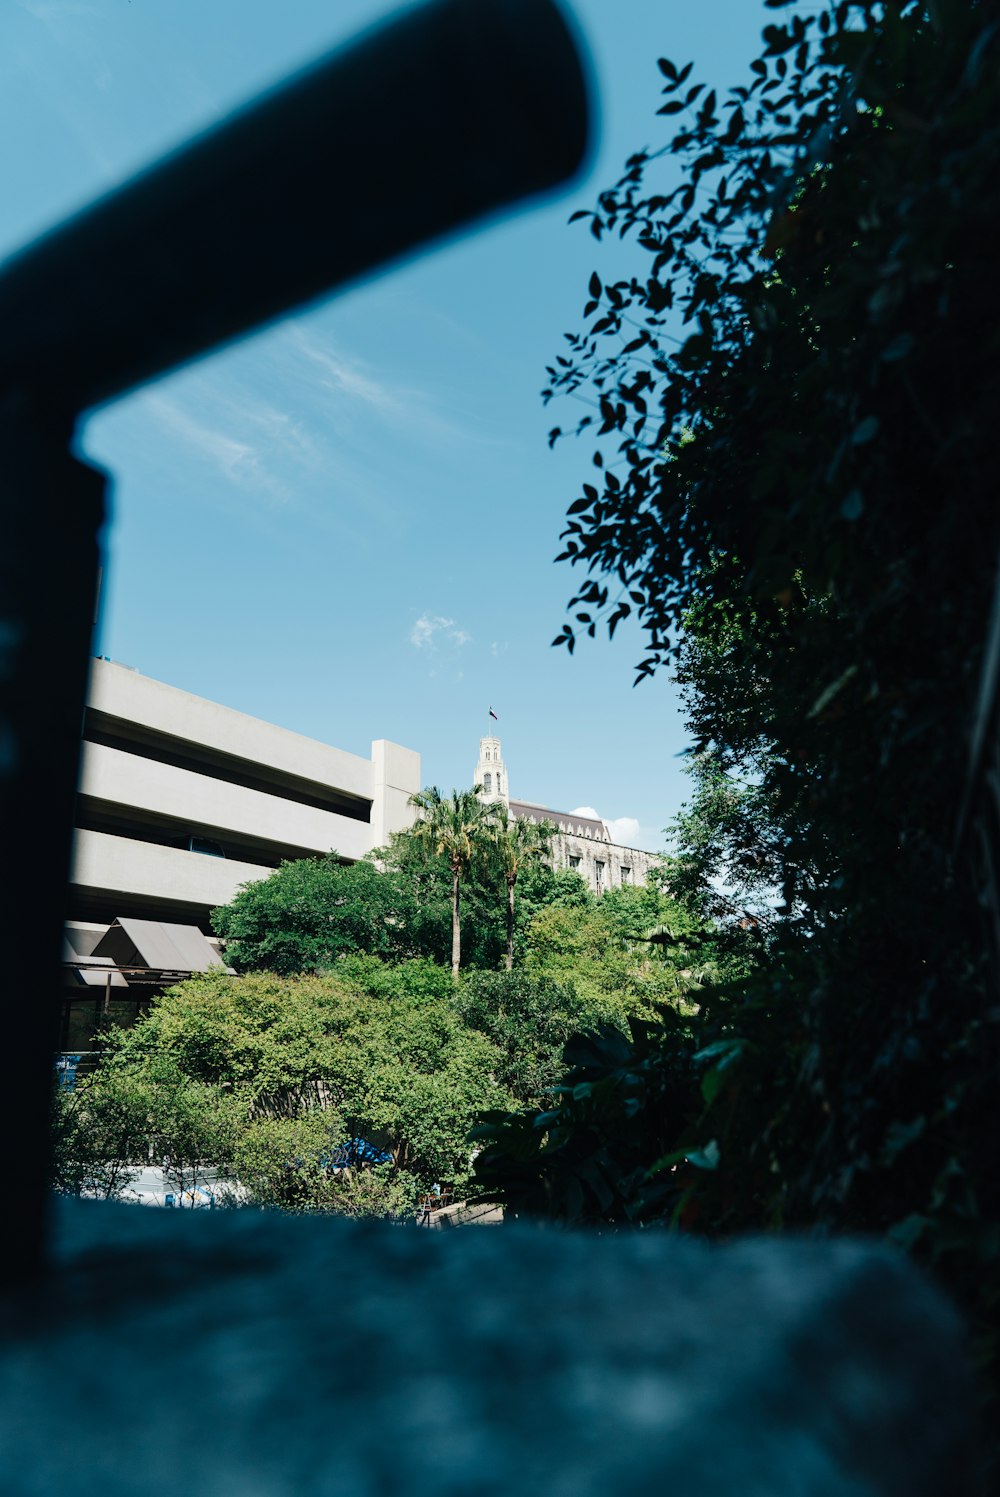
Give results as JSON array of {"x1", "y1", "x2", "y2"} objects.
[{"x1": 325, "y1": 1138, "x2": 393, "y2": 1169}]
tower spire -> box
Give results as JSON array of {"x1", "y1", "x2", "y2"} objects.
[{"x1": 474, "y1": 728, "x2": 509, "y2": 810}]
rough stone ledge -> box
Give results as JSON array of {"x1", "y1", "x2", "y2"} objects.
[{"x1": 0, "y1": 1197, "x2": 974, "y2": 1497}]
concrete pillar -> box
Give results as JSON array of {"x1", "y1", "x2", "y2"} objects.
[{"x1": 370, "y1": 740, "x2": 421, "y2": 848}]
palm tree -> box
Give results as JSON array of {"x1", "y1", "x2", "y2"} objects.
[
  {"x1": 489, "y1": 814, "x2": 555, "y2": 971},
  {"x1": 408, "y1": 787, "x2": 498, "y2": 980}
]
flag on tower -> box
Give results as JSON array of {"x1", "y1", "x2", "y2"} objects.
[{"x1": 489, "y1": 707, "x2": 498, "y2": 721}]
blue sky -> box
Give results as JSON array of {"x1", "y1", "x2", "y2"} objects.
[{"x1": 2, "y1": 0, "x2": 769, "y2": 851}]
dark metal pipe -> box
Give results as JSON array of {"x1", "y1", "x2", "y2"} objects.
[
  {"x1": 0, "y1": 0, "x2": 590, "y2": 414},
  {"x1": 0, "y1": 397, "x2": 106, "y2": 1278},
  {"x1": 0, "y1": 0, "x2": 590, "y2": 1276}
]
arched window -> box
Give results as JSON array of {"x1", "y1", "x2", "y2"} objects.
[
  {"x1": 496, "y1": 773, "x2": 502, "y2": 795},
  {"x1": 483, "y1": 773, "x2": 492, "y2": 794}
]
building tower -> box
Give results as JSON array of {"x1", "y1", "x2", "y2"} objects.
[{"x1": 474, "y1": 735, "x2": 509, "y2": 811}]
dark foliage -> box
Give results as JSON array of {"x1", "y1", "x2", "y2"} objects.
[
  {"x1": 472, "y1": 1012, "x2": 699, "y2": 1225},
  {"x1": 482, "y1": 0, "x2": 1000, "y2": 1463},
  {"x1": 454, "y1": 969, "x2": 613, "y2": 1106}
]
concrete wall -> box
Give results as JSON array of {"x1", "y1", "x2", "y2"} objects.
[
  {"x1": 71, "y1": 829, "x2": 269, "y2": 915},
  {"x1": 78, "y1": 742, "x2": 373, "y2": 862},
  {"x1": 70, "y1": 660, "x2": 421, "y2": 928},
  {"x1": 88, "y1": 660, "x2": 375, "y2": 804}
]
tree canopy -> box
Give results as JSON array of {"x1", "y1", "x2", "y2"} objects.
[
  {"x1": 56, "y1": 961, "x2": 511, "y2": 1213},
  {"x1": 211, "y1": 855, "x2": 444, "y2": 975},
  {"x1": 211, "y1": 797, "x2": 649, "y2": 981}
]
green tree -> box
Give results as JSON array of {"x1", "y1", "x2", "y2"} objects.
[
  {"x1": 522, "y1": 864, "x2": 592, "y2": 911},
  {"x1": 77, "y1": 964, "x2": 511, "y2": 1205},
  {"x1": 51, "y1": 1064, "x2": 153, "y2": 1200},
  {"x1": 408, "y1": 786, "x2": 499, "y2": 979},
  {"x1": 212, "y1": 855, "x2": 442, "y2": 975},
  {"x1": 146, "y1": 1056, "x2": 243, "y2": 1205},
  {"x1": 51, "y1": 1054, "x2": 241, "y2": 1203},
  {"x1": 524, "y1": 881, "x2": 702, "y2": 1015},
  {"x1": 212, "y1": 818, "x2": 610, "y2": 984},
  {"x1": 454, "y1": 969, "x2": 597, "y2": 1106},
  {"x1": 488, "y1": 814, "x2": 555, "y2": 970},
  {"x1": 230, "y1": 1113, "x2": 417, "y2": 1219},
  {"x1": 379, "y1": 820, "x2": 509, "y2": 970}
]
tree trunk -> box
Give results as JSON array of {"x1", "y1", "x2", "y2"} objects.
[
  {"x1": 451, "y1": 865, "x2": 461, "y2": 981},
  {"x1": 506, "y1": 877, "x2": 515, "y2": 971}
]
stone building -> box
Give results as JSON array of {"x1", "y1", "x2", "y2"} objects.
[{"x1": 473, "y1": 735, "x2": 662, "y2": 895}]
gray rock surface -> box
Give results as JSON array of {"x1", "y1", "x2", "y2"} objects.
[{"x1": 0, "y1": 1198, "x2": 973, "y2": 1496}]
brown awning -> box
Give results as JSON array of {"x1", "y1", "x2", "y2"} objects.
[
  {"x1": 93, "y1": 918, "x2": 230, "y2": 974},
  {"x1": 62, "y1": 947, "x2": 129, "y2": 989}
]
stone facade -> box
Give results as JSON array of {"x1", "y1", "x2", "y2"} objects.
[{"x1": 474, "y1": 734, "x2": 662, "y2": 894}]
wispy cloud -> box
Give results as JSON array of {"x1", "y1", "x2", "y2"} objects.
[
  {"x1": 17, "y1": 0, "x2": 100, "y2": 20},
  {"x1": 10, "y1": 3, "x2": 122, "y2": 179},
  {"x1": 214, "y1": 390, "x2": 319, "y2": 468},
  {"x1": 99, "y1": 314, "x2": 490, "y2": 544},
  {"x1": 286, "y1": 326, "x2": 398, "y2": 415},
  {"x1": 16, "y1": 0, "x2": 101, "y2": 45},
  {"x1": 283, "y1": 320, "x2": 508, "y2": 454},
  {"x1": 144, "y1": 392, "x2": 290, "y2": 503},
  {"x1": 410, "y1": 614, "x2": 471, "y2": 650},
  {"x1": 111, "y1": 342, "x2": 401, "y2": 542}
]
